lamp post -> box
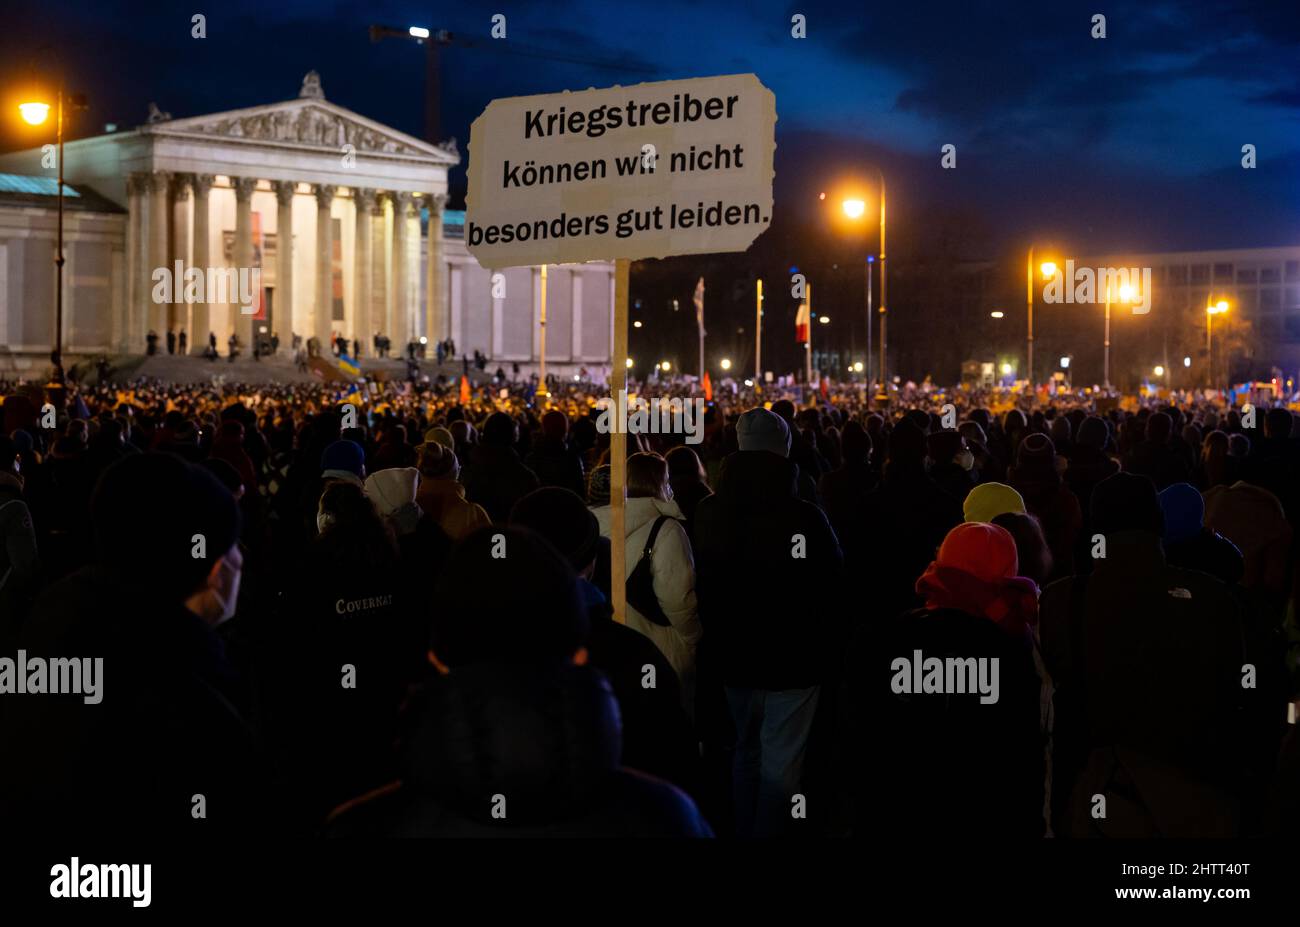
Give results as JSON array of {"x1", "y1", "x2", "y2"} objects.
[
  {"x1": 19, "y1": 84, "x2": 84, "y2": 386},
  {"x1": 1206, "y1": 298, "x2": 1229, "y2": 388},
  {"x1": 1027, "y1": 252, "x2": 1058, "y2": 389},
  {"x1": 838, "y1": 172, "x2": 886, "y2": 393}
]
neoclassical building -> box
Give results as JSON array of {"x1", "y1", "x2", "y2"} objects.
[{"x1": 0, "y1": 72, "x2": 614, "y2": 375}]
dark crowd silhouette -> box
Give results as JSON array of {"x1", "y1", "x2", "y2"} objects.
[{"x1": 1, "y1": 377, "x2": 1297, "y2": 838}]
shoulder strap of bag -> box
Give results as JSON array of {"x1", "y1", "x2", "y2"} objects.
[{"x1": 641, "y1": 514, "x2": 671, "y2": 560}]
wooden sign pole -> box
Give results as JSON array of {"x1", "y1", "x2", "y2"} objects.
[{"x1": 610, "y1": 258, "x2": 630, "y2": 624}]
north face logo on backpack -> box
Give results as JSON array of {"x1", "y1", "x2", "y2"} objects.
[{"x1": 1167, "y1": 587, "x2": 1192, "y2": 599}]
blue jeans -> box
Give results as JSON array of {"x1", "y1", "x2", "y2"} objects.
[{"x1": 725, "y1": 685, "x2": 821, "y2": 837}]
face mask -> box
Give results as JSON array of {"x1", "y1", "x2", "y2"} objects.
[
  {"x1": 209, "y1": 554, "x2": 242, "y2": 626},
  {"x1": 956, "y1": 449, "x2": 975, "y2": 471}
]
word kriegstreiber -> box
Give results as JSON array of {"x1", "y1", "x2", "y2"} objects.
[{"x1": 523, "y1": 92, "x2": 740, "y2": 139}]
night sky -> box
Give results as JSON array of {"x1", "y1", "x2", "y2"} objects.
[{"x1": 2, "y1": 0, "x2": 1297, "y2": 374}]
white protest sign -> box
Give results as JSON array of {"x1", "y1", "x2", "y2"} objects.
[{"x1": 466, "y1": 73, "x2": 776, "y2": 268}]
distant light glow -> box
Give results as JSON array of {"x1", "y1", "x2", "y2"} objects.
[
  {"x1": 1001, "y1": 363, "x2": 1013, "y2": 375},
  {"x1": 419, "y1": 336, "x2": 427, "y2": 344},
  {"x1": 842, "y1": 198, "x2": 866, "y2": 219},
  {"x1": 1184, "y1": 356, "x2": 1192, "y2": 367},
  {"x1": 1154, "y1": 365, "x2": 1165, "y2": 377},
  {"x1": 720, "y1": 358, "x2": 732, "y2": 370},
  {"x1": 853, "y1": 361, "x2": 864, "y2": 372},
  {"x1": 1040, "y1": 261, "x2": 1057, "y2": 279},
  {"x1": 633, "y1": 320, "x2": 642, "y2": 328},
  {"x1": 1118, "y1": 284, "x2": 1134, "y2": 301},
  {"x1": 990, "y1": 311, "x2": 1005, "y2": 319},
  {"x1": 819, "y1": 315, "x2": 830, "y2": 324},
  {"x1": 1060, "y1": 356, "x2": 1070, "y2": 368},
  {"x1": 18, "y1": 102, "x2": 50, "y2": 125},
  {"x1": 625, "y1": 357, "x2": 634, "y2": 368},
  {"x1": 409, "y1": 26, "x2": 431, "y2": 38},
  {"x1": 660, "y1": 361, "x2": 671, "y2": 371}
]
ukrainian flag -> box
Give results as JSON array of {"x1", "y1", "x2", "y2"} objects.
[
  {"x1": 341, "y1": 384, "x2": 365, "y2": 407},
  {"x1": 338, "y1": 352, "x2": 361, "y2": 377}
]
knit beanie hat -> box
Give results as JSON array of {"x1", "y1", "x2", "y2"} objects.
[
  {"x1": 1091, "y1": 471, "x2": 1163, "y2": 537},
  {"x1": 1013, "y1": 432, "x2": 1059, "y2": 483},
  {"x1": 424, "y1": 426, "x2": 455, "y2": 451},
  {"x1": 1158, "y1": 482, "x2": 1204, "y2": 546},
  {"x1": 365, "y1": 467, "x2": 420, "y2": 518},
  {"x1": 736, "y1": 407, "x2": 791, "y2": 457},
  {"x1": 587, "y1": 464, "x2": 612, "y2": 507},
  {"x1": 321, "y1": 439, "x2": 366, "y2": 482},
  {"x1": 963, "y1": 481, "x2": 1026, "y2": 523},
  {"x1": 417, "y1": 440, "x2": 459, "y2": 479}
]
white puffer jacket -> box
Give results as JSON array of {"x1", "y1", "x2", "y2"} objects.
[{"x1": 593, "y1": 496, "x2": 701, "y2": 685}]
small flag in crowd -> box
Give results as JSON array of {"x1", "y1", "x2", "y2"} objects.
[
  {"x1": 338, "y1": 353, "x2": 361, "y2": 377},
  {"x1": 795, "y1": 302, "x2": 810, "y2": 343},
  {"x1": 702, "y1": 370, "x2": 713, "y2": 401},
  {"x1": 459, "y1": 375, "x2": 472, "y2": 406}
]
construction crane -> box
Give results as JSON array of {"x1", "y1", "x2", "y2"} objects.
[{"x1": 368, "y1": 24, "x2": 658, "y2": 144}]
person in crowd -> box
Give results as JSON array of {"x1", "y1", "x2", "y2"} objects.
[
  {"x1": 1039, "y1": 472, "x2": 1276, "y2": 837},
  {"x1": 664, "y1": 444, "x2": 712, "y2": 540},
  {"x1": 324, "y1": 526, "x2": 713, "y2": 837},
  {"x1": 459, "y1": 412, "x2": 539, "y2": 523},
  {"x1": 926, "y1": 429, "x2": 977, "y2": 503},
  {"x1": 525, "y1": 409, "x2": 586, "y2": 499},
  {"x1": 510, "y1": 487, "x2": 698, "y2": 794},
  {"x1": 862, "y1": 521, "x2": 1043, "y2": 837},
  {"x1": 991, "y1": 510, "x2": 1054, "y2": 588},
  {"x1": 1203, "y1": 479, "x2": 1294, "y2": 625},
  {"x1": 1158, "y1": 482, "x2": 1244, "y2": 585},
  {"x1": 817, "y1": 420, "x2": 874, "y2": 539},
  {"x1": 593, "y1": 452, "x2": 701, "y2": 698},
  {"x1": 692, "y1": 408, "x2": 844, "y2": 837},
  {"x1": 264, "y1": 479, "x2": 408, "y2": 828},
  {"x1": 0, "y1": 453, "x2": 259, "y2": 834},
  {"x1": 1007, "y1": 433, "x2": 1080, "y2": 583},
  {"x1": 366, "y1": 466, "x2": 454, "y2": 613},
  {"x1": 0, "y1": 435, "x2": 40, "y2": 643},
  {"x1": 414, "y1": 439, "x2": 490, "y2": 541},
  {"x1": 850, "y1": 419, "x2": 962, "y2": 619}
]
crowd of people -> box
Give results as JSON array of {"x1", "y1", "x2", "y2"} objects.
[{"x1": 0, "y1": 370, "x2": 1297, "y2": 837}]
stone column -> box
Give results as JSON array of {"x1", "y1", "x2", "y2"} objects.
[
  {"x1": 274, "y1": 180, "x2": 296, "y2": 348},
  {"x1": 190, "y1": 174, "x2": 213, "y2": 353},
  {"x1": 315, "y1": 184, "x2": 336, "y2": 352},
  {"x1": 391, "y1": 191, "x2": 412, "y2": 352},
  {"x1": 353, "y1": 188, "x2": 375, "y2": 355},
  {"x1": 169, "y1": 174, "x2": 191, "y2": 339},
  {"x1": 370, "y1": 194, "x2": 387, "y2": 351},
  {"x1": 426, "y1": 193, "x2": 446, "y2": 346},
  {"x1": 125, "y1": 172, "x2": 149, "y2": 352},
  {"x1": 147, "y1": 170, "x2": 171, "y2": 336},
  {"x1": 233, "y1": 177, "x2": 258, "y2": 349}
]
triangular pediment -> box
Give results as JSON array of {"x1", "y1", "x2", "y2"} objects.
[{"x1": 155, "y1": 98, "x2": 459, "y2": 165}]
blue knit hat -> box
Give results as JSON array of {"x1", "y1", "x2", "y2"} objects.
[
  {"x1": 737, "y1": 407, "x2": 791, "y2": 457},
  {"x1": 1158, "y1": 482, "x2": 1204, "y2": 546},
  {"x1": 320, "y1": 439, "x2": 366, "y2": 479}
]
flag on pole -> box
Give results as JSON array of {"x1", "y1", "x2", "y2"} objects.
[
  {"x1": 459, "y1": 375, "x2": 472, "y2": 406},
  {"x1": 693, "y1": 277, "x2": 706, "y2": 337},
  {"x1": 702, "y1": 370, "x2": 713, "y2": 402},
  {"x1": 338, "y1": 352, "x2": 361, "y2": 377},
  {"x1": 795, "y1": 302, "x2": 810, "y2": 343}
]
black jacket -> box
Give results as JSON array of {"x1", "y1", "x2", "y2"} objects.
[
  {"x1": 325, "y1": 662, "x2": 712, "y2": 837},
  {"x1": 0, "y1": 566, "x2": 264, "y2": 834},
  {"x1": 524, "y1": 438, "x2": 586, "y2": 500},
  {"x1": 692, "y1": 450, "x2": 844, "y2": 690}
]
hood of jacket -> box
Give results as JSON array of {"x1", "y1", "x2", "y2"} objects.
[{"x1": 365, "y1": 467, "x2": 420, "y2": 517}]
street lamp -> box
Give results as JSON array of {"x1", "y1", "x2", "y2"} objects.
[
  {"x1": 990, "y1": 310, "x2": 1005, "y2": 319},
  {"x1": 625, "y1": 357, "x2": 634, "y2": 369},
  {"x1": 660, "y1": 360, "x2": 671, "y2": 372},
  {"x1": 1154, "y1": 365, "x2": 1165, "y2": 378},
  {"x1": 720, "y1": 357, "x2": 732, "y2": 371},
  {"x1": 1102, "y1": 281, "x2": 1135, "y2": 390},
  {"x1": 835, "y1": 173, "x2": 887, "y2": 388},
  {"x1": 1026, "y1": 248, "x2": 1058, "y2": 387},
  {"x1": 1206, "y1": 297, "x2": 1230, "y2": 387},
  {"x1": 1060, "y1": 356, "x2": 1070, "y2": 369},
  {"x1": 818, "y1": 315, "x2": 830, "y2": 324},
  {"x1": 18, "y1": 84, "x2": 86, "y2": 386}
]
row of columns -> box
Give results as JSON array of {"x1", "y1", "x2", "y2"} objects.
[{"x1": 123, "y1": 170, "x2": 446, "y2": 356}]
